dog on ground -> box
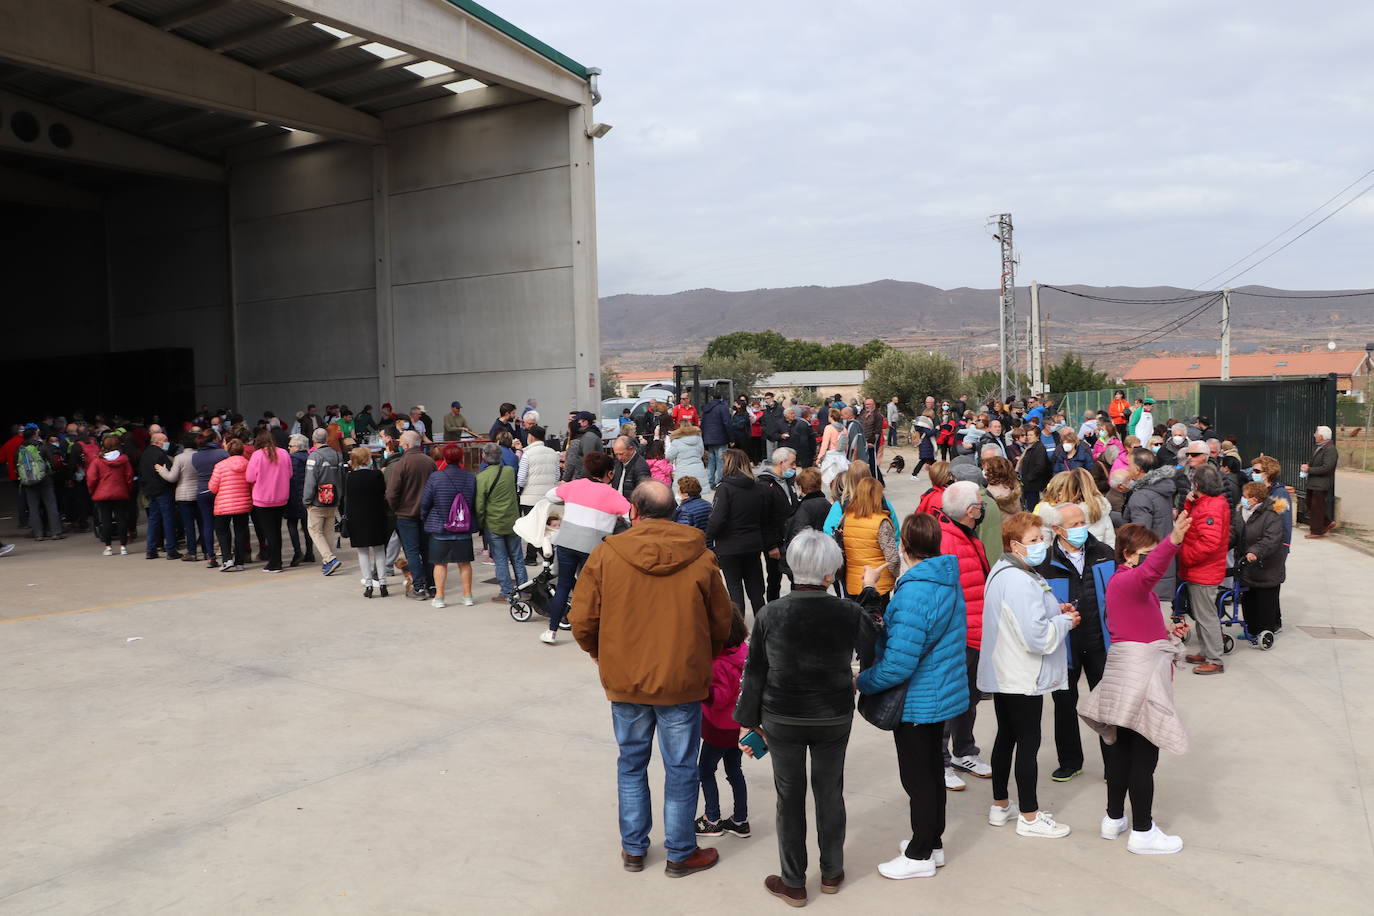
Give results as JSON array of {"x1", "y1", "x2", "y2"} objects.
[
  {"x1": 886, "y1": 454, "x2": 906, "y2": 474},
  {"x1": 394, "y1": 556, "x2": 414, "y2": 597}
]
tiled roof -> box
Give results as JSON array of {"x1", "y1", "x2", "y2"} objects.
[{"x1": 1124, "y1": 351, "x2": 1370, "y2": 381}]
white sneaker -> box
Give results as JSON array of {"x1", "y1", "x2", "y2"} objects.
[
  {"x1": 950, "y1": 754, "x2": 993, "y2": 778},
  {"x1": 1127, "y1": 823, "x2": 1183, "y2": 855},
  {"x1": 103, "y1": 546, "x2": 113, "y2": 556},
  {"x1": 1101, "y1": 814, "x2": 1129, "y2": 840},
  {"x1": 944, "y1": 767, "x2": 967, "y2": 791},
  {"x1": 876, "y1": 853, "x2": 936, "y2": 880},
  {"x1": 462, "y1": 594, "x2": 474, "y2": 606},
  {"x1": 988, "y1": 804, "x2": 1012, "y2": 827},
  {"x1": 896, "y1": 842, "x2": 945, "y2": 867},
  {"x1": 119, "y1": 546, "x2": 129, "y2": 555},
  {"x1": 539, "y1": 630, "x2": 557, "y2": 645},
  {"x1": 1016, "y1": 811, "x2": 1071, "y2": 838},
  {"x1": 431, "y1": 596, "x2": 447, "y2": 608}
]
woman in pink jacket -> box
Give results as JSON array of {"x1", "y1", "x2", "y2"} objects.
[
  {"x1": 245, "y1": 431, "x2": 291, "y2": 572},
  {"x1": 209, "y1": 438, "x2": 253, "y2": 571}
]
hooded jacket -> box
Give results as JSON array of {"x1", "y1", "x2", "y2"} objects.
[
  {"x1": 856, "y1": 555, "x2": 970, "y2": 724},
  {"x1": 1178, "y1": 493, "x2": 1230, "y2": 586},
  {"x1": 939, "y1": 511, "x2": 990, "y2": 649},
  {"x1": 208, "y1": 455, "x2": 252, "y2": 515},
  {"x1": 570, "y1": 519, "x2": 733, "y2": 705},
  {"x1": 707, "y1": 471, "x2": 768, "y2": 556},
  {"x1": 1124, "y1": 465, "x2": 1180, "y2": 597},
  {"x1": 245, "y1": 446, "x2": 291, "y2": 507},
  {"x1": 702, "y1": 641, "x2": 749, "y2": 747},
  {"x1": 1231, "y1": 495, "x2": 1288, "y2": 588},
  {"x1": 976, "y1": 556, "x2": 1072, "y2": 695},
  {"x1": 699, "y1": 398, "x2": 731, "y2": 447},
  {"x1": 87, "y1": 452, "x2": 133, "y2": 501}
]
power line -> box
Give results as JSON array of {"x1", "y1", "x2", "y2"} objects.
[
  {"x1": 1229, "y1": 288, "x2": 1374, "y2": 300},
  {"x1": 1191, "y1": 166, "x2": 1374, "y2": 291},
  {"x1": 1039, "y1": 284, "x2": 1214, "y2": 305},
  {"x1": 1216, "y1": 182, "x2": 1374, "y2": 288}
]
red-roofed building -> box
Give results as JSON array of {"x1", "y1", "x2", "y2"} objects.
[{"x1": 1124, "y1": 350, "x2": 1373, "y2": 397}]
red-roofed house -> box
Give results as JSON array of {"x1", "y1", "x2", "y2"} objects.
[{"x1": 1124, "y1": 350, "x2": 1373, "y2": 397}]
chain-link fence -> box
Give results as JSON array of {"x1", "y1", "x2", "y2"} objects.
[{"x1": 1055, "y1": 384, "x2": 1199, "y2": 433}]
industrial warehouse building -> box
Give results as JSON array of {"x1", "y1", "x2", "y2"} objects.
[{"x1": 1, "y1": 0, "x2": 603, "y2": 426}]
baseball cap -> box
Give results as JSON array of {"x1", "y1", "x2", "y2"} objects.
[
  {"x1": 23, "y1": 422, "x2": 38, "y2": 430},
  {"x1": 1142, "y1": 397, "x2": 1156, "y2": 405},
  {"x1": 451, "y1": 401, "x2": 462, "y2": 408},
  {"x1": 576, "y1": 410, "x2": 597, "y2": 422}
]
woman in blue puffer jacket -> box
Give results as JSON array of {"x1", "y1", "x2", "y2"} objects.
[{"x1": 855, "y1": 513, "x2": 968, "y2": 880}]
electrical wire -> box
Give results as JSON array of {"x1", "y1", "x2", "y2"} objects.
[
  {"x1": 1038, "y1": 284, "x2": 1213, "y2": 305},
  {"x1": 1229, "y1": 288, "x2": 1374, "y2": 300},
  {"x1": 1113, "y1": 293, "x2": 1225, "y2": 353},
  {"x1": 1215, "y1": 182, "x2": 1374, "y2": 289}
]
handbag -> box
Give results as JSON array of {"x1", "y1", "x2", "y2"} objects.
[{"x1": 855, "y1": 610, "x2": 908, "y2": 731}]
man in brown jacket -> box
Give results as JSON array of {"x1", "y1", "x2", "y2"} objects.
[
  {"x1": 385, "y1": 430, "x2": 437, "y2": 599},
  {"x1": 570, "y1": 479, "x2": 733, "y2": 879}
]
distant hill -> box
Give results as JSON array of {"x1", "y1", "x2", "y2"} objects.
[{"x1": 600, "y1": 280, "x2": 1374, "y2": 376}]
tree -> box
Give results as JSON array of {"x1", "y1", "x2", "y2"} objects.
[
  {"x1": 600, "y1": 365, "x2": 622, "y2": 400},
  {"x1": 963, "y1": 368, "x2": 1031, "y2": 403},
  {"x1": 702, "y1": 331, "x2": 890, "y2": 372},
  {"x1": 1046, "y1": 352, "x2": 1111, "y2": 395},
  {"x1": 699, "y1": 348, "x2": 775, "y2": 399},
  {"x1": 861, "y1": 350, "x2": 960, "y2": 411}
]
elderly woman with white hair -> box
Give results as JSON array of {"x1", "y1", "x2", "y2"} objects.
[
  {"x1": 734, "y1": 528, "x2": 877, "y2": 906},
  {"x1": 1301, "y1": 425, "x2": 1338, "y2": 538}
]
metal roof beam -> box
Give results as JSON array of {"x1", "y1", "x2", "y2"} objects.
[
  {"x1": 337, "y1": 71, "x2": 463, "y2": 107},
  {"x1": 208, "y1": 15, "x2": 309, "y2": 53},
  {"x1": 298, "y1": 52, "x2": 418, "y2": 90},
  {"x1": 139, "y1": 109, "x2": 218, "y2": 134},
  {"x1": 255, "y1": 34, "x2": 369, "y2": 72},
  {"x1": 0, "y1": 0, "x2": 383, "y2": 142},
  {"x1": 0, "y1": 87, "x2": 223, "y2": 181},
  {"x1": 380, "y1": 84, "x2": 531, "y2": 131},
  {"x1": 154, "y1": 0, "x2": 241, "y2": 31},
  {"x1": 224, "y1": 127, "x2": 332, "y2": 164}
]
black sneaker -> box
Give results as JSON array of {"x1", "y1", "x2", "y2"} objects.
[
  {"x1": 695, "y1": 816, "x2": 723, "y2": 837},
  {"x1": 1051, "y1": 766, "x2": 1082, "y2": 782},
  {"x1": 407, "y1": 587, "x2": 431, "y2": 601},
  {"x1": 721, "y1": 818, "x2": 751, "y2": 838}
]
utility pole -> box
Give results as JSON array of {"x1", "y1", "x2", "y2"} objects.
[
  {"x1": 990, "y1": 213, "x2": 1017, "y2": 402},
  {"x1": 1220, "y1": 288, "x2": 1232, "y2": 380},
  {"x1": 1025, "y1": 317, "x2": 1033, "y2": 395},
  {"x1": 1030, "y1": 281, "x2": 1044, "y2": 395}
]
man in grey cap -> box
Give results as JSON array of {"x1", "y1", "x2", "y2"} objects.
[
  {"x1": 563, "y1": 411, "x2": 605, "y2": 481},
  {"x1": 443, "y1": 402, "x2": 473, "y2": 442}
]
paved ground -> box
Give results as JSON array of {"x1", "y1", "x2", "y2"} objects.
[{"x1": 2, "y1": 458, "x2": 1374, "y2": 915}]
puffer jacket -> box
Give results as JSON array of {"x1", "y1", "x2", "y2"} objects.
[
  {"x1": 87, "y1": 452, "x2": 133, "y2": 501},
  {"x1": 666, "y1": 433, "x2": 707, "y2": 485},
  {"x1": 939, "y1": 511, "x2": 990, "y2": 649},
  {"x1": 702, "y1": 641, "x2": 749, "y2": 747},
  {"x1": 699, "y1": 398, "x2": 731, "y2": 447},
  {"x1": 673, "y1": 495, "x2": 712, "y2": 538},
  {"x1": 1178, "y1": 492, "x2": 1229, "y2": 586},
  {"x1": 1230, "y1": 496, "x2": 1287, "y2": 589},
  {"x1": 420, "y1": 465, "x2": 479, "y2": 536},
  {"x1": 1124, "y1": 465, "x2": 1178, "y2": 597},
  {"x1": 917, "y1": 485, "x2": 945, "y2": 516},
  {"x1": 856, "y1": 555, "x2": 969, "y2": 724},
  {"x1": 286, "y1": 449, "x2": 308, "y2": 519},
  {"x1": 977, "y1": 556, "x2": 1072, "y2": 695},
  {"x1": 209, "y1": 455, "x2": 252, "y2": 515}
]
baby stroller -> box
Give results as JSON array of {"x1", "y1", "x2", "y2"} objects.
[{"x1": 510, "y1": 496, "x2": 562, "y2": 624}]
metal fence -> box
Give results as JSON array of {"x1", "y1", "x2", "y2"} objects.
[{"x1": 1056, "y1": 385, "x2": 1199, "y2": 433}]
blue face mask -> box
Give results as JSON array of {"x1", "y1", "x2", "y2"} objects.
[
  {"x1": 1020, "y1": 541, "x2": 1048, "y2": 566},
  {"x1": 1064, "y1": 526, "x2": 1090, "y2": 547},
  {"x1": 1250, "y1": 470, "x2": 1265, "y2": 482},
  {"x1": 783, "y1": 468, "x2": 796, "y2": 478},
  {"x1": 1241, "y1": 497, "x2": 1253, "y2": 510}
]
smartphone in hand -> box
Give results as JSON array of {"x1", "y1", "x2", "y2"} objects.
[{"x1": 739, "y1": 729, "x2": 768, "y2": 760}]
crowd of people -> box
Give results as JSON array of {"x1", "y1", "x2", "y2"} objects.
[{"x1": 0, "y1": 387, "x2": 1337, "y2": 905}]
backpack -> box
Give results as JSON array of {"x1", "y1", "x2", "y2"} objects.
[
  {"x1": 315, "y1": 482, "x2": 336, "y2": 505},
  {"x1": 17, "y1": 443, "x2": 48, "y2": 485},
  {"x1": 444, "y1": 490, "x2": 473, "y2": 533}
]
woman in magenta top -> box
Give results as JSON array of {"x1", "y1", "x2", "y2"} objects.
[
  {"x1": 245, "y1": 430, "x2": 291, "y2": 571},
  {"x1": 1093, "y1": 514, "x2": 1192, "y2": 855}
]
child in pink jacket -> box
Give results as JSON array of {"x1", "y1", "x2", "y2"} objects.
[{"x1": 695, "y1": 606, "x2": 751, "y2": 838}]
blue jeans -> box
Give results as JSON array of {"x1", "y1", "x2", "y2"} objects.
[
  {"x1": 547, "y1": 545, "x2": 588, "y2": 632},
  {"x1": 611, "y1": 701, "x2": 703, "y2": 860},
  {"x1": 395, "y1": 516, "x2": 431, "y2": 591},
  {"x1": 706, "y1": 444, "x2": 726, "y2": 489},
  {"x1": 146, "y1": 491, "x2": 176, "y2": 554},
  {"x1": 177, "y1": 500, "x2": 205, "y2": 557},
  {"x1": 486, "y1": 530, "x2": 524, "y2": 597},
  {"x1": 699, "y1": 741, "x2": 747, "y2": 822},
  {"x1": 197, "y1": 491, "x2": 217, "y2": 560}
]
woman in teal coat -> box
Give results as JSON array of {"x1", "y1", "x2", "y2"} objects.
[{"x1": 856, "y1": 513, "x2": 968, "y2": 881}]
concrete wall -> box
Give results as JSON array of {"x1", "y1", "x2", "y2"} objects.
[
  {"x1": 106, "y1": 182, "x2": 231, "y2": 408},
  {"x1": 229, "y1": 141, "x2": 378, "y2": 420}
]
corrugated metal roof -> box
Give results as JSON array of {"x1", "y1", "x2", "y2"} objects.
[
  {"x1": 111, "y1": 0, "x2": 189, "y2": 19},
  {"x1": 173, "y1": 3, "x2": 284, "y2": 44}
]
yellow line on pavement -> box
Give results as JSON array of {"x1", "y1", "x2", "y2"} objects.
[{"x1": 1, "y1": 579, "x2": 283, "y2": 624}]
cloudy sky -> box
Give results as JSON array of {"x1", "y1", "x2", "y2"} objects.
[{"x1": 504, "y1": 0, "x2": 1373, "y2": 297}]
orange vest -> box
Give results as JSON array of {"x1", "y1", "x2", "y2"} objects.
[{"x1": 843, "y1": 512, "x2": 894, "y2": 595}]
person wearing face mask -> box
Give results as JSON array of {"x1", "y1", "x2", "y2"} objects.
[
  {"x1": 1249, "y1": 454, "x2": 1293, "y2": 569},
  {"x1": 1157, "y1": 424, "x2": 1190, "y2": 467},
  {"x1": 757, "y1": 447, "x2": 800, "y2": 601},
  {"x1": 1230, "y1": 481, "x2": 1288, "y2": 640},
  {"x1": 977, "y1": 511, "x2": 1080, "y2": 838},
  {"x1": 1079, "y1": 514, "x2": 1193, "y2": 855},
  {"x1": 1035, "y1": 503, "x2": 1116, "y2": 783}
]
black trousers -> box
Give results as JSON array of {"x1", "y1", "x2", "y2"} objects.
[
  {"x1": 764, "y1": 553, "x2": 785, "y2": 602},
  {"x1": 909, "y1": 457, "x2": 933, "y2": 479},
  {"x1": 215, "y1": 512, "x2": 250, "y2": 566},
  {"x1": 991, "y1": 693, "x2": 1043, "y2": 813},
  {"x1": 254, "y1": 505, "x2": 285, "y2": 570},
  {"x1": 1242, "y1": 584, "x2": 1282, "y2": 634},
  {"x1": 764, "y1": 718, "x2": 851, "y2": 889},
  {"x1": 894, "y1": 721, "x2": 945, "y2": 860},
  {"x1": 1105, "y1": 727, "x2": 1159, "y2": 831},
  {"x1": 95, "y1": 499, "x2": 129, "y2": 546},
  {"x1": 1052, "y1": 645, "x2": 1107, "y2": 771},
  {"x1": 719, "y1": 551, "x2": 765, "y2": 614}
]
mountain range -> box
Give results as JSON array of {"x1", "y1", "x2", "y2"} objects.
[{"x1": 599, "y1": 280, "x2": 1374, "y2": 376}]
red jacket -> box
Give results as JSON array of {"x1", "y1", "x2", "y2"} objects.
[
  {"x1": 917, "y1": 485, "x2": 946, "y2": 517},
  {"x1": 939, "y1": 512, "x2": 990, "y2": 649},
  {"x1": 87, "y1": 453, "x2": 133, "y2": 501},
  {"x1": 1179, "y1": 493, "x2": 1230, "y2": 586},
  {"x1": 0, "y1": 434, "x2": 21, "y2": 482}
]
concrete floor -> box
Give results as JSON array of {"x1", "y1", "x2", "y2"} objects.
[{"x1": 2, "y1": 459, "x2": 1373, "y2": 915}]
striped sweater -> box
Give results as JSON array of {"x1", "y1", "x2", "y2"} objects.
[{"x1": 553, "y1": 478, "x2": 631, "y2": 555}]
